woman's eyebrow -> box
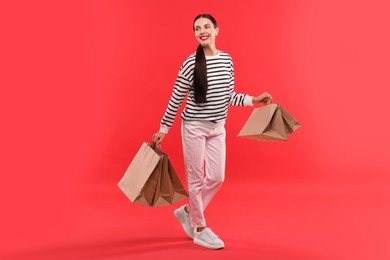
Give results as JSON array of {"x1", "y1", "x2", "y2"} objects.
[{"x1": 195, "y1": 23, "x2": 211, "y2": 29}]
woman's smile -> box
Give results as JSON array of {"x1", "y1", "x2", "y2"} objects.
[{"x1": 199, "y1": 35, "x2": 209, "y2": 41}]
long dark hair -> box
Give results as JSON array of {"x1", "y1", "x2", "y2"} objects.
[{"x1": 193, "y1": 14, "x2": 218, "y2": 103}]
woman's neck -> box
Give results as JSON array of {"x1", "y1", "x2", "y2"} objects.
[{"x1": 202, "y1": 45, "x2": 219, "y2": 56}]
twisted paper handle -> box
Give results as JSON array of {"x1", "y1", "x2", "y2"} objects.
[{"x1": 148, "y1": 142, "x2": 163, "y2": 155}]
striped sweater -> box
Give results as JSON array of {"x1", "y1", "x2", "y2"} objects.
[{"x1": 159, "y1": 51, "x2": 253, "y2": 134}]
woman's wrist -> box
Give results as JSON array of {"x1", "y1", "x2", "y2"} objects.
[{"x1": 252, "y1": 96, "x2": 260, "y2": 104}]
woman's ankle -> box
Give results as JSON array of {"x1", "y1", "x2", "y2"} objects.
[{"x1": 196, "y1": 226, "x2": 206, "y2": 232}]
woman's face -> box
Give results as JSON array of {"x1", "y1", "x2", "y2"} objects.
[{"x1": 194, "y1": 18, "x2": 219, "y2": 47}]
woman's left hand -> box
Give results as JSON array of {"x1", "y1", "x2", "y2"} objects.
[{"x1": 252, "y1": 92, "x2": 273, "y2": 105}]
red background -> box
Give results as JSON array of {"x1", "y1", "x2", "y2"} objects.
[{"x1": 1, "y1": 0, "x2": 390, "y2": 259}]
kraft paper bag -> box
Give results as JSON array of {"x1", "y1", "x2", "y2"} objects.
[
  {"x1": 238, "y1": 104, "x2": 301, "y2": 141},
  {"x1": 118, "y1": 142, "x2": 188, "y2": 207},
  {"x1": 148, "y1": 155, "x2": 189, "y2": 207}
]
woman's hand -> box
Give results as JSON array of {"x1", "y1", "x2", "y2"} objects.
[
  {"x1": 152, "y1": 132, "x2": 166, "y2": 145},
  {"x1": 252, "y1": 92, "x2": 273, "y2": 105}
]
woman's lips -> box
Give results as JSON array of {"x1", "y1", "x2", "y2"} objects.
[{"x1": 200, "y1": 36, "x2": 209, "y2": 41}]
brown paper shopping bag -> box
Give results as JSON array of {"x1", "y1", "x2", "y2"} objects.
[
  {"x1": 118, "y1": 142, "x2": 188, "y2": 207},
  {"x1": 149, "y1": 155, "x2": 189, "y2": 207},
  {"x1": 238, "y1": 104, "x2": 301, "y2": 141}
]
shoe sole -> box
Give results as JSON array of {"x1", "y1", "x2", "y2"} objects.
[
  {"x1": 194, "y1": 238, "x2": 225, "y2": 250},
  {"x1": 174, "y1": 209, "x2": 194, "y2": 239}
]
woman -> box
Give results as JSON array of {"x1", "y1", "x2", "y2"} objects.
[{"x1": 152, "y1": 14, "x2": 272, "y2": 250}]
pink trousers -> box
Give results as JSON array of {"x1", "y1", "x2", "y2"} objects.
[{"x1": 181, "y1": 122, "x2": 226, "y2": 228}]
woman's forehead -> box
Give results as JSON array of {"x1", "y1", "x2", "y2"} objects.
[{"x1": 194, "y1": 17, "x2": 212, "y2": 27}]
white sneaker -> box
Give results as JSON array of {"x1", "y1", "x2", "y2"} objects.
[
  {"x1": 194, "y1": 227, "x2": 225, "y2": 250},
  {"x1": 174, "y1": 205, "x2": 194, "y2": 239}
]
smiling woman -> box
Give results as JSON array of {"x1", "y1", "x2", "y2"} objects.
[{"x1": 151, "y1": 14, "x2": 272, "y2": 250}]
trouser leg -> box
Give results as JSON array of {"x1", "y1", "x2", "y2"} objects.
[
  {"x1": 182, "y1": 123, "x2": 226, "y2": 228},
  {"x1": 202, "y1": 126, "x2": 226, "y2": 210}
]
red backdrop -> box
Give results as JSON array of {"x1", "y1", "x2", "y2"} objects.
[{"x1": 1, "y1": 0, "x2": 389, "y2": 259}]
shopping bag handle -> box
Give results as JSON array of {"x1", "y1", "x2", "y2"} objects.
[{"x1": 149, "y1": 142, "x2": 162, "y2": 152}]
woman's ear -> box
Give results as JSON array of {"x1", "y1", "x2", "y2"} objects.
[{"x1": 215, "y1": 27, "x2": 219, "y2": 36}]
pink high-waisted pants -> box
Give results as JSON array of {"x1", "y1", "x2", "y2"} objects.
[{"x1": 181, "y1": 123, "x2": 226, "y2": 228}]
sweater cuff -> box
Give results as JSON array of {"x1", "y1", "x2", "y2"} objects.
[
  {"x1": 244, "y1": 95, "x2": 254, "y2": 106},
  {"x1": 159, "y1": 125, "x2": 170, "y2": 134}
]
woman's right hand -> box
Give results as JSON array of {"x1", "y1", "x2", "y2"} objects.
[{"x1": 152, "y1": 132, "x2": 166, "y2": 145}]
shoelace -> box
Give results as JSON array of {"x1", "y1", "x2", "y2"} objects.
[{"x1": 205, "y1": 228, "x2": 219, "y2": 240}]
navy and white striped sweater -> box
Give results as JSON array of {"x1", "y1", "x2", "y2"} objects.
[{"x1": 159, "y1": 51, "x2": 253, "y2": 134}]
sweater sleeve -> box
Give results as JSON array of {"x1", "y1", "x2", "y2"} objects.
[
  {"x1": 228, "y1": 59, "x2": 253, "y2": 107},
  {"x1": 159, "y1": 68, "x2": 191, "y2": 134}
]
